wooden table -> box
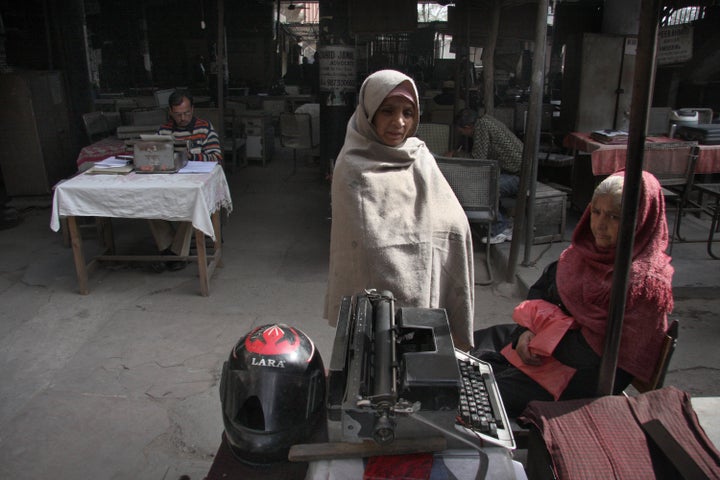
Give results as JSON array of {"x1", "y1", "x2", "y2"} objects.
[
  {"x1": 562, "y1": 132, "x2": 720, "y2": 210},
  {"x1": 563, "y1": 132, "x2": 720, "y2": 175},
  {"x1": 50, "y1": 165, "x2": 232, "y2": 295}
]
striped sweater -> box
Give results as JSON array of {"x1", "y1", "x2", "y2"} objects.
[{"x1": 157, "y1": 117, "x2": 223, "y2": 163}]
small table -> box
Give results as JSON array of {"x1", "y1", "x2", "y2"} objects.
[
  {"x1": 50, "y1": 165, "x2": 233, "y2": 295},
  {"x1": 694, "y1": 183, "x2": 720, "y2": 259}
]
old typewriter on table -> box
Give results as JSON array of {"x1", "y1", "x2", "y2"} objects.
[{"x1": 327, "y1": 289, "x2": 515, "y2": 451}]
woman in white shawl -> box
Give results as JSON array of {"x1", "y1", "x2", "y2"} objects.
[{"x1": 324, "y1": 69, "x2": 475, "y2": 351}]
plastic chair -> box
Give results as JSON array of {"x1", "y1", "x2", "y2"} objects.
[
  {"x1": 415, "y1": 123, "x2": 451, "y2": 155},
  {"x1": 434, "y1": 155, "x2": 499, "y2": 285},
  {"x1": 279, "y1": 112, "x2": 315, "y2": 175}
]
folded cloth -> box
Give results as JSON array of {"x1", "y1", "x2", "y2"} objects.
[
  {"x1": 500, "y1": 300, "x2": 577, "y2": 399},
  {"x1": 520, "y1": 387, "x2": 720, "y2": 480}
]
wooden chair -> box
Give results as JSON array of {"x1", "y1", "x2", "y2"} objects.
[
  {"x1": 434, "y1": 155, "x2": 499, "y2": 285},
  {"x1": 630, "y1": 319, "x2": 680, "y2": 394},
  {"x1": 509, "y1": 319, "x2": 680, "y2": 450},
  {"x1": 415, "y1": 123, "x2": 451, "y2": 155}
]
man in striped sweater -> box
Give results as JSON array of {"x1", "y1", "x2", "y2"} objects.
[
  {"x1": 149, "y1": 90, "x2": 222, "y2": 272},
  {"x1": 157, "y1": 90, "x2": 223, "y2": 162}
]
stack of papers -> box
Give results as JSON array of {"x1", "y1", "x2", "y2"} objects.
[
  {"x1": 591, "y1": 129, "x2": 629, "y2": 144},
  {"x1": 178, "y1": 161, "x2": 217, "y2": 173},
  {"x1": 86, "y1": 156, "x2": 134, "y2": 174}
]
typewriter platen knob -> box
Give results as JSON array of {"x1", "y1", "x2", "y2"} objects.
[{"x1": 373, "y1": 412, "x2": 395, "y2": 445}]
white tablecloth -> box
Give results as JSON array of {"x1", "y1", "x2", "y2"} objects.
[{"x1": 50, "y1": 166, "x2": 232, "y2": 240}]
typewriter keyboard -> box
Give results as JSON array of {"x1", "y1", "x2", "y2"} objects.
[{"x1": 457, "y1": 358, "x2": 505, "y2": 438}]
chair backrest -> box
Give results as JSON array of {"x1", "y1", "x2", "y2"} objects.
[
  {"x1": 429, "y1": 107, "x2": 455, "y2": 126},
  {"x1": 279, "y1": 112, "x2": 313, "y2": 150},
  {"x1": 82, "y1": 111, "x2": 120, "y2": 143},
  {"x1": 643, "y1": 141, "x2": 698, "y2": 187},
  {"x1": 263, "y1": 99, "x2": 288, "y2": 119},
  {"x1": 154, "y1": 88, "x2": 175, "y2": 107},
  {"x1": 416, "y1": 123, "x2": 451, "y2": 155},
  {"x1": 434, "y1": 155, "x2": 499, "y2": 223},
  {"x1": 126, "y1": 108, "x2": 167, "y2": 127},
  {"x1": 631, "y1": 319, "x2": 679, "y2": 393}
]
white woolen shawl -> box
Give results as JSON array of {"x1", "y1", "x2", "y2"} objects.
[{"x1": 324, "y1": 69, "x2": 475, "y2": 350}]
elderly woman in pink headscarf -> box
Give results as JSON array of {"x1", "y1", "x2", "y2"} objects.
[
  {"x1": 324, "y1": 69, "x2": 475, "y2": 351},
  {"x1": 471, "y1": 170, "x2": 674, "y2": 416}
]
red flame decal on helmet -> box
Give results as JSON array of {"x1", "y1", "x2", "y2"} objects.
[{"x1": 245, "y1": 324, "x2": 299, "y2": 355}]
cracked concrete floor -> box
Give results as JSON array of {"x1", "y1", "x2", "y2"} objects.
[{"x1": 1, "y1": 146, "x2": 719, "y2": 479}]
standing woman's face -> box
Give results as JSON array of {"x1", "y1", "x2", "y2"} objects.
[
  {"x1": 371, "y1": 96, "x2": 416, "y2": 147},
  {"x1": 590, "y1": 194, "x2": 621, "y2": 249}
]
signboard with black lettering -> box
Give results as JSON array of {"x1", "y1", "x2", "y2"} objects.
[
  {"x1": 318, "y1": 46, "x2": 357, "y2": 106},
  {"x1": 657, "y1": 25, "x2": 693, "y2": 65}
]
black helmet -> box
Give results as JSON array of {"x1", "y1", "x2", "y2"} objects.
[{"x1": 219, "y1": 324, "x2": 326, "y2": 464}]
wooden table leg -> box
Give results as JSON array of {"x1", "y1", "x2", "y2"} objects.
[
  {"x1": 195, "y1": 210, "x2": 223, "y2": 296},
  {"x1": 212, "y1": 210, "x2": 223, "y2": 268},
  {"x1": 196, "y1": 228, "x2": 209, "y2": 296},
  {"x1": 67, "y1": 216, "x2": 90, "y2": 295}
]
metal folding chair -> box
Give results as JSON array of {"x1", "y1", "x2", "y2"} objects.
[
  {"x1": 415, "y1": 123, "x2": 451, "y2": 155},
  {"x1": 435, "y1": 155, "x2": 500, "y2": 285},
  {"x1": 643, "y1": 141, "x2": 699, "y2": 254},
  {"x1": 279, "y1": 112, "x2": 315, "y2": 175}
]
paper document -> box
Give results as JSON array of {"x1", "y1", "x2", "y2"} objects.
[
  {"x1": 139, "y1": 134, "x2": 175, "y2": 142},
  {"x1": 94, "y1": 156, "x2": 131, "y2": 168},
  {"x1": 179, "y1": 161, "x2": 217, "y2": 173}
]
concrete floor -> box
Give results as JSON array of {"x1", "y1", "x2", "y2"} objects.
[{"x1": 1, "y1": 144, "x2": 719, "y2": 479}]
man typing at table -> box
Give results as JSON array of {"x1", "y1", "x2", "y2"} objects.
[
  {"x1": 149, "y1": 89, "x2": 223, "y2": 272},
  {"x1": 157, "y1": 89, "x2": 223, "y2": 162}
]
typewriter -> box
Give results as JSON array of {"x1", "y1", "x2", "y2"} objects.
[
  {"x1": 130, "y1": 134, "x2": 189, "y2": 173},
  {"x1": 327, "y1": 289, "x2": 515, "y2": 450}
]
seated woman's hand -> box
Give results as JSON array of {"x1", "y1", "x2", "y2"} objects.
[{"x1": 516, "y1": 330, "x2": 542, "y2": 366}]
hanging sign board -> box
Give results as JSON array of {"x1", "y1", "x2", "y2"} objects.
[
  {"x1": 318, "y1": 45, "x2": 357, "y2": 104},
  {"x1": 657, "y1": 25, "x2": 693, "y2": 65}
]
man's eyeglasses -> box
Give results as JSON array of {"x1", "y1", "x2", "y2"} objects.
[{"x1": 171, "y1": 110, "x2": 193, "y2": 118}]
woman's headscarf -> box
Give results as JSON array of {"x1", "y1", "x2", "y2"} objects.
[
  {"x1": 556, "y1": 170, "x2": 674, "y2": 382},
  {"x1": 344, "y1": 69, "x2": 423, "y2": 160},
  {"x1": 324, "y1": 69, "x2": 475, "y2": 350}
]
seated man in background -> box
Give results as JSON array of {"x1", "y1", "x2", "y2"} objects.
[
  {"x1": 157, "y1": 89, "x2": 222, "y2": 162},
  {"x1": 149, "y1": 89, "x2": 223, "y2": 272},
  {"x1": 451, "y1": 108, "x2": 523, "y2": 244}
]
